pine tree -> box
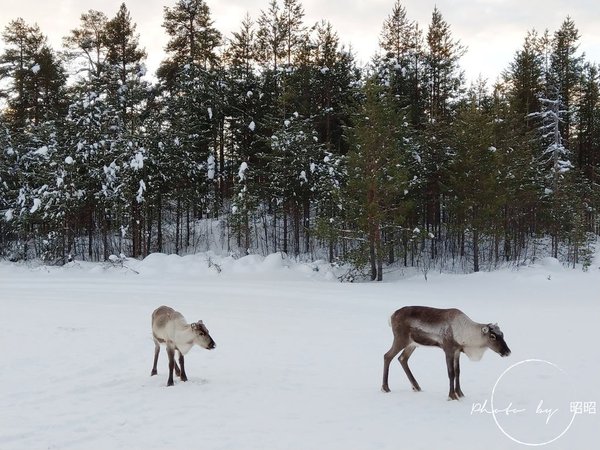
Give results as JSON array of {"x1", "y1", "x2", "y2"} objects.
[
  {"x1": 62, "y1": 9, "x2": 120, "y2": 260},
  {"x1": 379, "y1": 0, "x2": 412, "y2": 61},
  {"x1": 268, "y1": 113, "x2": 320, "y2": 255},
  {"x1": 64, "y1": 76, "x2": 123, "y2": 260},
  {"x1": 311, "y1": 20, "x2": 359, "y2": 155},
  {"x1": 0, "y1": 19, "x2": 66, "y2": 128},
  {"x1": 346, "y1": 79, "x2": 409, "y2": 280},
  {"x1": 158, "y1": 0, "x2": 224, "y2": 246},
  {"x1": 424, "y1": 7, "x2": 465, "y2": 122},
  {"x1": 157, "y1": 63, "x2": 216, "y2": 252},
  {"x1": 104, "y1": 3, "x2": 147, "y2": 133},
  {"x1": 0, "y1": 120, "x2": 17, "y2": 254},
  {"x1": 377, "y1": 1, "x2": 425, "y2": 127},
  {"x1": 500, "y1": 31, "x2": 550, "y2": 261},
  {"x1": 102, "y1": 3, "x2": 150, "y2": 257},
  {"x1": 63, "y1": 10, "x2": 109, "y2": 79},
  {"x1": 418, "y1": 7, "x2": 465, "y2": 257},
  {"x1": 224, "y1": 13, "x2": 259, "y2": 168},
  {"x1": 505, "y1": 30, "x2": 544, "y2": 131},
  {"x1": 224, "y1": 14, "x2": 264, "y2": 252},
  {"x1": 577, "y1": 63, "x2": 600, "y2": 180},
  {"x1": 549, "y1": 17, "x2": 583, "y2": 148},
  {"x1": 255, "y1": 0, "x2": 286, "y2": 72},
  {"x1": 449, "y1": 87, "x2": 502, "y2": 272},
  {"x1": 281, "y1": 0, "x2": 305, "y2": 67},
  {"x1": 160, "y1": 0, "x2": 221, "y2": 73}
]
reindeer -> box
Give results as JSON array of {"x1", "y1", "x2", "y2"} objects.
[
  {"x1": 151, "y1": 305, "x2": 216, "y2": 386},
  {"x1": 381, "y1": 306, "x2": 510, "y2": 400}
]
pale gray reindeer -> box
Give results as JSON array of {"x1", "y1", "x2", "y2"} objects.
[
  {"x1": 382, "y1": 306, "x2": 510, "y2": 400},
  {"x1": 151, "y1": 305, "x2": 216, "y2": 386}
]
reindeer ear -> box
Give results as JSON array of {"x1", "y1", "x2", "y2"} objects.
[{"x1": 482, "y1": 326, "x2": 489, "y2": 334}]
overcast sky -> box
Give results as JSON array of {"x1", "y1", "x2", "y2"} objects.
[{"x1": 1, "y1": 0, "x2": 599, "y2": 83}]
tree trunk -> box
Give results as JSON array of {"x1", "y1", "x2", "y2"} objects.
[
  {"x1": 131, "y1": 201, "x2": 140, "y2": 257},
  {"x1": 244, "y1": 212, "x2": 250, "y2": 254},
  {"x1": 88, "y1": 208, "x2": 94, "y2": 261},
  {"x1": 219, "y1": 117, "x2": 226, "y2": 201},
  {"x1": 186, "y1": 207, "x2": 190, "y2": 250},
  {"x1": 403, "y1": 232, "x2": 408, "y2": 267},
  {"x1": 146, "y1": 206, "x2": 153, "y2": 255},
  {"x1": 175, "y1": 197, "x2": 181, "y2": 255},
  {"x1": 293, "y1": 205, "x2": 300, "y2": 257},
  {"x1": 387, "y1": 229, "x2": 395, "y2": 264},
  {"x1": 369, "y1": 234, "x2": 377, "y2": 281},
  {"x1": 102, "y1": 213, "x2": 109, "y2": 261},
  {"x1": 329, "y1": 240, "x2": 334, "y2": 263},
  {"x1": 303, "y1": 199, "x2": 310, "y2": 254},
  {"x1": 282, "y1": 209, "x2": 288, "y2": 254},
  {"x1": 157, "y1": 195, "x2": 163, "y2": 253},
  {"x1": 473, "y1": 228, "x2": 480, "y2": 273},
  {"x1": 376, "y1": 224, "x2": 383, "y2": 281}
]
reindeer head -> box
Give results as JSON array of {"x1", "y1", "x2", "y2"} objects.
[
  {"x1": 190, "y1": 321, "x2": 216, "y2": 350},
  {"x1": 482, "y1": 323, "x2": 511, "y2": 357}
]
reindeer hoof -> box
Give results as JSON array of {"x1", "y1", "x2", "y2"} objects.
[
  {"x1": 457, "y1": 390, "x2": 465, "y2": 398},
  {"x1": 412, "y1": 385, "x2": 422, "y2": 392},
  {"x1": 167, "y1": 380, "x2": 174, "y2": 387},
  {"x1": 180, "y1": 375, "x2": 188, "y2": 382},
  {"x1": 448, "y1": 393, "x2": 460, "y2": 401},
  {"x1": 381, "y1": 385, "x2": 390, "y2": 393},
  {"x1": 150, "y1": 370, "x2": 157, "y2": 376}
]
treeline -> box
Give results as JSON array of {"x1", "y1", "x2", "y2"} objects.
[{"x1": 0, "y1": 0, "x2": 598, "y2": 279}]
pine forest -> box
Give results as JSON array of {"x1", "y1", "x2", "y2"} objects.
[{"x1": 1, "y1": 0, "x2": 599, "y2": 280}]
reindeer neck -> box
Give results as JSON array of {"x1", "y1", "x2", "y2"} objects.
[{"x1": 173, "y1": 324, "x2": 195, "y2": 355}]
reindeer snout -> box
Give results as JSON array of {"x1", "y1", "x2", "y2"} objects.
[
  {"x1": 502, "y1": 348, "x2": 511, "y2": 357},
  {"x1": 208, "y1": 341, "x2": 216, "y2": 350}
]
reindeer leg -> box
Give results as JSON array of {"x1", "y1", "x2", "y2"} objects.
[
  {"x1": 178, "y1": 351, "x2": 187, "y2": 381},
  {"x1": 399, "y1": 344, "x2": 421, "y2": 392},
  {"x1": 454, "y1": 351, "x2": 464, "y2": 398},
  {"x1": 382, "y1": 337, "x2": 406, "y2": 392},
  {"x1": 446, "y1": 349, "x2": 458, "y2": 400},
  {"x1": 166, "y1": 347, "x2": 176, "y2": 386},
  {"x1": 151, "y1": 340, "x2": 160, "y2": 376}
]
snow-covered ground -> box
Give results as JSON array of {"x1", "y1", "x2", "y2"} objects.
[{"x1": 1, "y1": 253, "x2": 598, "y2": 450}]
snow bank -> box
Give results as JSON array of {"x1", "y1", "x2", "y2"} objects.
[{"x1": 127, "y1": 252, "x2": 340, "y2": 281}]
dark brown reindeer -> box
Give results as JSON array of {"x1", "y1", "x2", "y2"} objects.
[
  {"x1": 151, "y1": 305, "x2": 216, "y2": 386},
  {"x1": 382, "y1": 306, "x2": 510, "y2": 400}
]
